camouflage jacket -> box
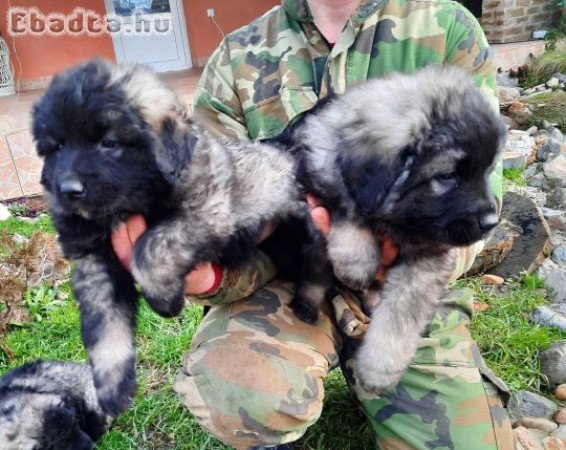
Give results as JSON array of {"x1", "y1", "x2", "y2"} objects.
[{"x1": 192, "y1": 0, "x2": 503, "y2": 312}]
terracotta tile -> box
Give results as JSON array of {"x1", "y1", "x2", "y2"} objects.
[
  {"x1": 6, "y1": 131, "x2": 43, "y2": 197},
  {"x1": 6, "y1": 130, "x2": 35, "y2": 159},
  {"x1": 0, "y1": 137, "x2": 23, "y2": 200}
]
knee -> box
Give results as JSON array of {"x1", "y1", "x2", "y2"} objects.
[{"x1": 175, "y1": 344, "x2": 325, "y2": 449}]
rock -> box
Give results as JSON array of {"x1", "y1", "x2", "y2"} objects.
[
  {"x1": 538, "y1": 140, "x2": 562, "y2": 162},
  {"x1": 542, "y1": 208, "x2": 564, "y2": 218},
  {"x1": 466, "y1": 219, "x2": 521, "y2": 276},
  {"x1": 482, "y1": 274, "x2": 505, "y2": 285},
  {"x1": 551, "y1": 424, "x2": 566, "y2": 441},
  {"x1": 538, "y1": 259, "x2": 566, "y2": 302},
  {"x1": 541, "y1": 340, "x2": 566, "y2": 387},
  {"x1": 544, "y1": 155, "x2": 566, "y2": 183},
  {"x1": 510, "y1": 185, "x2": 548, "y2": 208},
  {"x1": 525, "y1": 164, "x2": 539, "y2": 180},
  {"x1": 552, "y1": 246, "x2": 566, "y2": 265},
  {"x1": 549, "y1": 128, "x2": 564, "y2": 143},
  {"x1": 554, "y1": 409, "x2": 566, "y2": 424},
  {"x1": 513, "y1": 426, "x2": 545, "y2": 450},
  {"x1": 554, "y1": 385, "x2": 566, "y2": 401},
  {"x1": 548, "y1": 77, "x2": 561, "y2": 88},
  {"x1": 509, "y1": 101, "x2": 526, "y2": 114},
  {"x1": 507, "y1": 130, "x2": 537, "y2": 157},
  {"x1": 516, "y1": 107, "x2": 535, "y2": 125},
  {"x1": 500, "y1": 87, "x2": 521, "y2": 108},
  {"x1": 0, "y1": 204, "x2": 11, "y2": 221},
  {"x1": 490, "y1": 192, "x2": 552, "y2": 279},
  {"x1": 529, "y1": 173, "x2": 550, "y2": 190},
  {"x1": 497, "y1": 71, "x2": 520, "y2": 87},
  {"x1": 514, "y1": 417, "x2": 559, "y2": 433},
  {"x1": 547, "y1": 189, "x2": 566, "y2": 210},
  {"x1": 502, "y1": 114, "x2": 520, "y2": 129},
  {"x1": 552, "y1": 73, "x2": 566, "y2": 84},
  {"x1": 508, "y1": 391, "x2": 560, "y2": 422},
  {"x1": 541, "y1": 436, "x2": 564, "y2": 450},
  {"x1": 527, "y1": 126, "x2": 540, "y2": 136},
  {"x1": 533, "y1": 306, "x2": 566, "y2": 331},
  {"x1": 547, "y1": 215, "x2": 566, "y2": 233},
  {"x1": 504, "y1": 151, "x2": 528, "y2": 169}
]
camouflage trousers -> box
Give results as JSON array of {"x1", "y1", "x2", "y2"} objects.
[{"x1": 175, "y1": 280, "x2": 515, "y2": 449}]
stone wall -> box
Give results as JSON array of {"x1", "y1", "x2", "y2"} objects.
[{"x1": 481, "y1": 0, "x2": 555, "y2": 43}]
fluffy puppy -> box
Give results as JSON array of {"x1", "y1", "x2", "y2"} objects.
[
  {"x1": 32, "y1": 59, "x2": 320, "y2": 416},
  {"x1": 287, "y1": 65, "x2": 507, "y2": 393},
  {"x1": 0, "y1": 360, "x2": 112, "y2": 450}
]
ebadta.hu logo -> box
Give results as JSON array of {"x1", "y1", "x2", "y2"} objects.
[{"x1": 6, "y1": 5, "x2": 173, "y2": 37}]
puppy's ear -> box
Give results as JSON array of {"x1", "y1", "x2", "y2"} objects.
[
  {"x1": 154, "y1": 118, "x2": 197, "y2": 184},
  {"x1": 338, "y1": 148, "x2": 413, "y2": 216}
]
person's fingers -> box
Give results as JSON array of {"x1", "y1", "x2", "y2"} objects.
[
  {"x1": 125, "y1": 214, "x2": 147, "y2": 245},
  {"x1": 375, "y1": 236, "x2": 399, "y2": 282},
  {"x1": 311, "y1": 206, "x2": 331, "y2": 237},
  {"x1": 185, "y1": 262, "x2": 218, "y2": 295},
  {"x1": 110, "y1": 214, "x2": 147, "y2": 271},
  {"x1": 306, "y1": 194, "x2": 320, "y2": 209}
]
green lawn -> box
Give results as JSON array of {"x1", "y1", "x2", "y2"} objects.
[{"x1": 1, "y1": 212, "x2": 564, "y2": 449}]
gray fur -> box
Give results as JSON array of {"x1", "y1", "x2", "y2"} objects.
[
  {"x1": 0, "y1": 361, "x2": 111, "y2": 450},
  {"x1": 290, "y1": 65, "x2": 506, "y2": 393}
]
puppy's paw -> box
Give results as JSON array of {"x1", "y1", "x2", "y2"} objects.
[
  {"x1": 327, "y1": 224, "x2": 379, "y2": 291},
  {"x1": 354, "y1": 345, "x2": 403, "y2": 395},
  {"x1": 131, "y1": 250, "x2": 186, "y2": 317},
  {"x1": 332, "y1": 263, "x2": 376, "y2": 291},
  {"x1": 289, "y1": 296, "x2": 319, "y2": 324},
  {"x1": 94, "y1": 371, "x2": 136, "y2": 417}
]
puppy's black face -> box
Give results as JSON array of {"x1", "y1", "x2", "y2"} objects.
[
  {"x1": 32, "y1": 60, "x2": 170, "y2": 221},
  {"x1": 386, "y1": 118, "x2": 504, "y2": 246}
]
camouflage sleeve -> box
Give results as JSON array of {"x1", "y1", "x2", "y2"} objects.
[
  {"x1": 193, "y1": 41, "x2": 249, "y2": 140},
  {"x1": 444, "y1": 6, "x2": 503, "y2": 279},
  {"x1": 187, "y1": 249, "x2": 278, "y2": 306}
]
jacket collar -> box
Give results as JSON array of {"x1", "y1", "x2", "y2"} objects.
[{"x1": 282, "y1": 0, "x2": 384, "y2": 23}]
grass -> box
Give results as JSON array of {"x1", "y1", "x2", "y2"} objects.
[
  {"x1": 466, "y1": 275, "x2": 566, "y2": 392},
  {"x1": 503, "y1": 168, "x2": 526, "y2": 188},
  {"x1": 524, "y1": 90, "x2": 566, "y2": 133},
  {"x1": 0, "y1": 214, "x2": 55, "y2": 238},
  {"x1": 1, "y1": 212, "x2": 565, "y2": 448},
  {"x1": 523, "y1": 50, "x2": 566, "y2": 88}
]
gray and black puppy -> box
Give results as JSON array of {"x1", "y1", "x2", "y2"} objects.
[
  {"x1": 32, "y1": 59, "x2": 326, "y2": 416},
  {"x1": 286, "y1": 65, "x2": 507, "y2": 393},
  {"x1": 0, "y1": 360, "x2": 112, "y2": 450}
]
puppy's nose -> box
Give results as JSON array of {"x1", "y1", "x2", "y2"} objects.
[
  {"x1": 60, "y1": 179, "x2": 85, "y2": 200},
  {"x1": 479, "y1": 212, "x2": 498, "y2": 230}
]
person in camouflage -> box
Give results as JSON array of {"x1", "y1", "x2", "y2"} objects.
[{"x1": 113, "y1": 0, "x2": 516, "y2": 448}]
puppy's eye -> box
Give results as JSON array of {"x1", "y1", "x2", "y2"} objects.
[
  {"x1": 430, "y1": 174, "x2": 457, "y2": 195},
  {"x1": 101, "y1": 139, "x2": 119, "y2": 149},
  {"x1": 434, "y1": 173, "x2": 456, "y2": 183}
]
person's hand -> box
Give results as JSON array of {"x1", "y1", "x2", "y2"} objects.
[
  {"x1": 306, "y1": 195, "x2": 398, "y2": 282},
  {"x1": 111, "y1": 215, "x2": 217, "y2": 295}
]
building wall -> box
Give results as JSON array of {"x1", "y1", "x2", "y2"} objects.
[
  {"x1": 481, "y1": 0, "x2": 555, "y2": 43},
  {"x1": 0, "y1": 1, "x2": 115, "y2": 89},
  {"x1": 183, "y1": 0, "x2": 280, "y2": 67}
]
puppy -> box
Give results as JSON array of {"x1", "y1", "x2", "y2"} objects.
[
  {"x1": 0, "y1": 360, "x2": 111, "y2": 450},
  {"x1": 285, "y1": 65, "x2": 507, "y2": 392},
  {"x1": 32, "y1": 59, "x2": 325, "y2": 415}
]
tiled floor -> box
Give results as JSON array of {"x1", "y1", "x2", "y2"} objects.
[{"x1": 0, "y1": 68, "x2": 201, "y2": 201}]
